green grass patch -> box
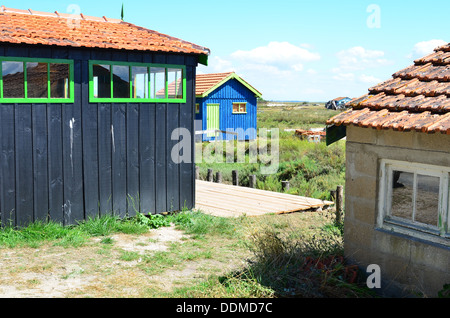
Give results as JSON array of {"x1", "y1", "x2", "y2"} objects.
[{"x1": 0, "y1": 212, "x2": 171, "y2": 249}]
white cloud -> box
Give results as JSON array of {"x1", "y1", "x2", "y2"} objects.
[
  {"x1": 198, "y1": 56, "x2": 233, "y2": 74},
  {"x1": 230, "y1": 41, "x2": 320, "y2": 72},
  {"x1": 335, "y1": 46, "x2": 391, "y2": 71},
  {"x1": 359, "y1": 74, "x2": 382, "y2": 84},
  {"x1": 332, "y1": 73, "x2": 355, "y2": 81},
  {"x1": 408, "y1": 39, "x2": 447, "y2": 59}
]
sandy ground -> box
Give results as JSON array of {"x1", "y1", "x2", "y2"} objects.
[{"x1": 0, "y1": 226, "x2": 195, "y2": 298}]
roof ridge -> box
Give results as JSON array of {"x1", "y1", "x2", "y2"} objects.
[
  {"x1": 124, "y1": 21, "x2": 211, "y2": 55},
  {"x1": 0, "y1": 6, "x2": 210, "y2": 59},
  {"x1": 0, "y1": 6, "x2": 122, "y2": 23}
]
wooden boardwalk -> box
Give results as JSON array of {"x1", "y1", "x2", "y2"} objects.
[{"x1": 195, "y1": 180, "x2": 334, "y2": 217}]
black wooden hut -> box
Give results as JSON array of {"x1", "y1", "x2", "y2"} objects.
[{"x1": 0, "y1": 7, "x2": 210, "y2": 227}]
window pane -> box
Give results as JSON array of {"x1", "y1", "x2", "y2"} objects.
[
  {"x1": 131, "y1": 66, "x2": 148, "y2": 99},
  {"x1": 50, "y1": 63, "x2": 70, "y2": 98},
  {"x1": 93, "y1": 64, "x2": 111, "y2": 98},
  {"x1": 113, "y1": 65, "x2": 130, "y2": 98},
  {"x1": 27, "y1": 62, "x2": 48, "y2": 98},
  {"x1": 240, "y1": 103, "x2": 246, "y2": 112},
  {"x1": 233, "y1": 104, "x2": 239, "y2": 113},
  {"x1": 2, "y1": 61, "x2": 24, "y2": 98},
  {"x1": 151, "y1": 67, "x2": 166, "y2": 99},
  {"x1": 390, "y1": 171, "x2": 414, "y2": 220},
  {"x1": 167, "y1": 68, "x2": 183, "y2": 99},
  {"x1": 415, "y1": 174, "x2": 439, "y2": 226}
]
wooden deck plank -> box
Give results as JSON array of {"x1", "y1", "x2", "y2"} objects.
[
  {"x1": 197, "y1": 187, "x2": 324, "y2": 209},
  {"x1": 195, "y1": 180, "x2": 333, "y2": 217}
]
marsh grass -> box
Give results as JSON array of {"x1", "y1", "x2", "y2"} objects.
[
  {"x1": 196, "y1": 103, "x2": 346, "y2": 201},
  {"x1": 197, "y1": 134, "x2": 345, "y2": 200}
]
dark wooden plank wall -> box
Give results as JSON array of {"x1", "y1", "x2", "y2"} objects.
[{"x1": 0, "y1": 44, "x2": 197, "y2": 227}]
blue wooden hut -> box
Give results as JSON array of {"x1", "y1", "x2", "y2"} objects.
[{"x1": 195, "y1": 72, "x2": 262, "y2": 141}]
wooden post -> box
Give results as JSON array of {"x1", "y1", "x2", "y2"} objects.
[
  {"x1": 215, "y1": 171, "x2": 222, "y2": 183},
  {"x1": 249, "y1": 175, "x2": 256, "y2": 188},
  {"x1": 282, "y1": 181, "x2": 290, "y2": 192},
  {"x1": 207, "y1": 169, "x2": 213, "y2": 182},
  {"x1": 336, "y1": 185, "x2": 343, "y2": 225},
  {"x1": 232, "y1": 170, "x2": 239, "y2": 186},
  {"x1": 330, "y1": 190, "x2": 336, "y2": 201}
]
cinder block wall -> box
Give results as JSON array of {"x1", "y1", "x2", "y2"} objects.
[{"x1": 345, "y1": 126, "x2": 450, "y2": 297}]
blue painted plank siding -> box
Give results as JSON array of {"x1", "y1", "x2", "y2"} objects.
[{"x1": 195, "y1": 78, "x2": 257, "y2": 141}]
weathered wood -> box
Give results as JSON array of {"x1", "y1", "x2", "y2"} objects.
[
  {"x1": 126, "y1": 103, "x2": 139, "y2": 217},
  {"x1": 32, "y1": 103, "x2": 49, "y2": 222},
  {"x1": 47, "y1": 104, "x2": 64, "y2": 224},
  {"x1": 207, "y1": 169, "x2": 213, "y2": 182},
  {"x1": 0, "y1": 45, "x2": 198, "y2": 227},
  {"x1": 166, "y1": 103, "x2": 180, "y2": 212},
  {"x1": 81, "y1": 58, "x2": 100, "y2": 220},
  {"x1": 215, "y1": 172, "x2": 222, "y2": 183},
  {"x1": 282, "y1": 181, "x2": 290, "y2": 192},
  {"x1": 98, "y1": 103, "x2": 113, "y2": 217},
  {"x1": 249, "y1": 175, "x2": 256, "y2": 188},
  {"x1": 0, "y1": 104, "x2": 15, "y2": 226},
  {"x1": 62, "y1": 99, "x2": 84, "y2": 225},
  {"x1": 179, "y1": 64, "x2": 195, "y2": 210},
  {"x1": 139, "y1": 103, "x2": 156, "y2": 215},
  {"x1": 112, "y1": 103, "x2": 127, "y2": 218},
  {"x1": 232, "y1": 170, "x2": 239, "y2": 186},
  {"x1": 336, "y1": 185, "x2": 344, "y2": 225},
  {"x1": 15, "y1": 103, "x2": 33, "y2": 226},
  {"x1": 155, "y1": 103, "x2": 167, "y2": 214},
  {"x1": 195, "y1": 180, "x2": 333, "y2": 217}
]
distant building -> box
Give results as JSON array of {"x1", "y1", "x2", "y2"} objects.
[
  {"x1": 325, "y1": 97, "x2": 351, "y2": 110},
  {"x1": 195, "y1": 72, "x2": 262, "y2": 141}
]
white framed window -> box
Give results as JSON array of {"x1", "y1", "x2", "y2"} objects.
[
  {"x1": 232, "y1": 102, "x2": 247, "y2": 114},
  {"x1": 378, "y1": 159, "x2": 450, "y2": 245}
]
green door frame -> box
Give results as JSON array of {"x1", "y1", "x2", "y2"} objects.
[{"x1": 206, "y1": 103, "x2": 220, "y2": 138}]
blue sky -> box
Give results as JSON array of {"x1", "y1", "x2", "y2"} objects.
[{"x1": 2, "y1": 0, "x2": 450, "y2": 101}]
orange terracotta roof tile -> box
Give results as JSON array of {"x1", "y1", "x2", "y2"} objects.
[
  {"x1": 327, "y1": 41, "x2": 450, "y2": 135},
  {"x1": 0, "y1": 6, "x2": 210, "y2": 57},
  {"x1": 195, "y1": 72, "x2": 262, "y2": 97},
  {"x1": 195, "y1": 72, "x2": 234, "y2": 96}
]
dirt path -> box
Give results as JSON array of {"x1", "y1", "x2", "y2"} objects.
[{"x1": 0, "y1": 225, "x2": 242, "y2": 298}]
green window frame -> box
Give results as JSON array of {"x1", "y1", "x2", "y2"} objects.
[
  {"x1": 0, "y1": 56, "x2": 74, "y2": 103},
  {"x1": 88, "y1": 60, "x2": 186, "y2": 103}
]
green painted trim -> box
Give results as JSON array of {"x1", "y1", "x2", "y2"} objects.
[
  {"x1": 88, "y1": 60, "x2": 187, "y2": 103},
  {"x1": 206, "y1": 103, "x2": 220, "y2": 137},
  {"x1": 197, "y1": 72, "x2": 262, "y2": 99},
  {"x1": 198, "y1": 54, "x2": 208, "y2": 66},
  {"x1": 0, "y1": 56, "x2": 75, "y2": 103},
  {"x1": 326, "y1": 124, "x2": 346, "y2": 146}
]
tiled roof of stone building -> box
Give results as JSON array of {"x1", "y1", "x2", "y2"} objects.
[{"x1": 327, "y1": 42, "x2": 450, "y2": 135}]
